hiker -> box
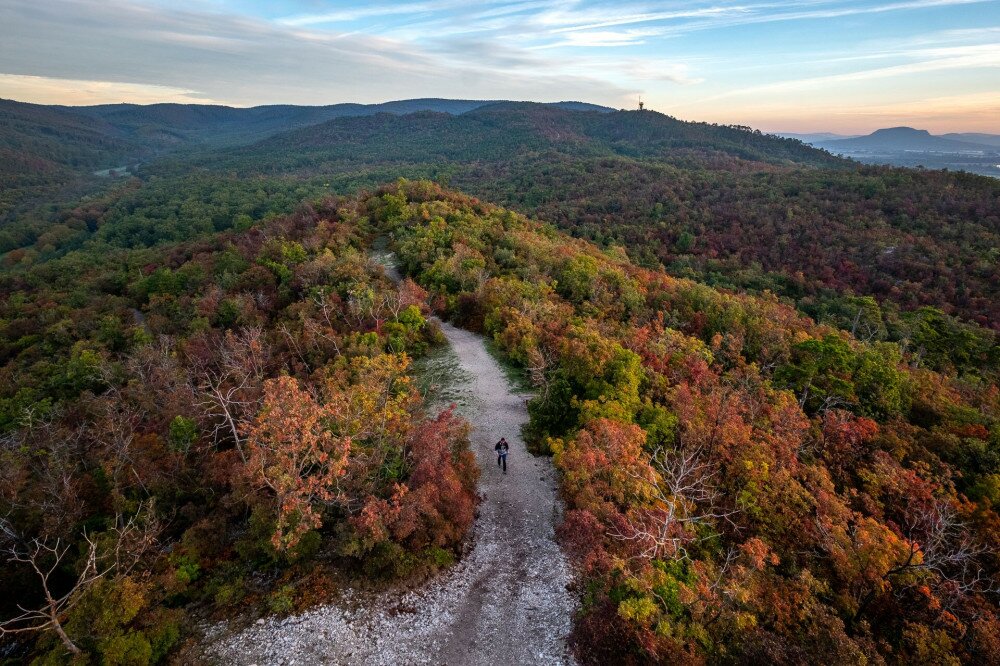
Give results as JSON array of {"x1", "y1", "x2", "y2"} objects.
[{"x1": 494, "y1": 437, "x2": 509, "y2": 473}]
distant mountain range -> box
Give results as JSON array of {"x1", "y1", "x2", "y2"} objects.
[
  {"x1": 779, "y1": 126, "x2": 1000, "y2": 176},
  {"x1": 0, "y1": 96, "x2": 844, "y2": 219},
  {"x1": 0, "y1": 97, "x2": 614, "y2": 165},
  {"x1": 0, "y1": 97, "x2": 616, "y2": 215},
  {"x1": 780, "y1": 126, "x2": 1000, "y2": 153},
  {"x1": 0, "y1": 96, "x2": 840, "y2": 179},
  {"x1": 815, "y1": 127, "x2": 999, "y2": 153},
  {"x1": 941, "y1": 132, "x2": 1000, "y2": 148},
  {"x1": 196, "y1": 101, "x2": 844, "y2": 180},
  {"x1": 64, "y1": 98, "x2": 614, "y2": 149}
]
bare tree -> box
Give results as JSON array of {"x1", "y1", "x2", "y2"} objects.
[
  {"x1": 304, "y1": 290, "x2": 343, "y2": 358},
  {"x1": 526, "y1": 345, "x2": 557, "y2": 398},
  {"x1": 0, "y1": 508, "x2": 158, "y2": 655},
  {"x1": 893, "y1": 499, "x2": 987, "y2": 595},
  {"x1": 610, "y1": 445, "x2": 736, "y2": 560},
  {"x1": 843, "y1": 498, "x2": 988, "y2": 625},
  {"x1": 842, "y1": 304, "x2": 886, "y2": 344},
  {"x1": 196, "y1": 326, "x2": 269, "y2": 461},
  {"x1": 345, "y1": 284, "x2": 388, "y2": 332},
  {"x1": 0, "y1": 418, "x2": 86, "y2": 538},
  {"x1": 93, "y1": 391, "x2": 143, "y2": 504}
]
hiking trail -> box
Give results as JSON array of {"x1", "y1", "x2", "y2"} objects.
[{"x1": 204, "y1": 256, "x2": 576, "y2": 665}]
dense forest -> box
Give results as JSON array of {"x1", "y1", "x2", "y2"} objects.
[
  {"x1": 203, "y1": 106, "x2": 998, "y2": 336},
  {"x1": 0, "y1": 192, "x2": 478, "y2": 662},
  {"x1": 7, "y1": 104, "x2": 997, "y2": 341},
  {"x1": 379, "y1": 181, "x2": 999, "y2": 663},
  {"x1": 2, "y1": 178, "x2": 997, "y2": 663},
  {"x1": 1, "y1": 98, "x2": 999, "y2": 664}
]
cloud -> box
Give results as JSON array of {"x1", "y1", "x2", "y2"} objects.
[
  {"x1": 703, "y1": 43, "x2": 1000, "y2": 101},
  {"x1": 520, "y1": 0, "x2": 994, "y2": 43},
  {"x1": 534, "y1": 28, "x2": 663, "y2": 48},
  {"x1": 0, "y1": 0, "x2": 994, "y2": 132},
  {"x1": 0, "y1": 73, "x2": 229, "y2": 105},
  {"x1": 0, "y1": 0, "x2": 630, "y2": 106},
  {"x1": 279, "y1": 2, "x2": 442, "y2": 27},
  {"x1": 539, "y1": 5, "x2": 752, "y2": 34}
]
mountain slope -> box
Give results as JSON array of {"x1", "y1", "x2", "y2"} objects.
[
  {"x1": 0, "y1": 98, "x2": 144, "y2": 217},
  {"x1": 2, "y1": 181, "x2": 997, "y2": 664},
  {"x1": 6, "y1": 102, "x2": 997, "y2": 337},
  {"x1": 375, "y1": 181, "x2": 1000, "y2": 664},
  {"x1": 183, "y1": 106, "x2": 998, "y2": 332},
  {"x1": 0, "y1": 97, "x2": 614, "y2": 227},
  {"x1": 777, "y1": 132, "x2": 859, "y2": 142},
  {"x1": 943, "y1": 132, "x2": 1000, "y2": 148},
  {"x1": 210, "y1": 319, "x2": 576, "y2": 666}
]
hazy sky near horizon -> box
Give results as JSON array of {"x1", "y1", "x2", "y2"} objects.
[{"x1": 0, "y1": 0, "x2": 997, "y2": 132}]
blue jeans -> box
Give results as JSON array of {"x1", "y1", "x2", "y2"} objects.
[{"x1": 497, "y1": 453, "x2": 507, "y2": 472}]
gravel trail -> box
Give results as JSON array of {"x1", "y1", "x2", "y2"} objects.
[{"x1": 205, "y1": 318, "x2": 576, "y2": 665}]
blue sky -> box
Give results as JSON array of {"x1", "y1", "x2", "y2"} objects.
[{"x1": 0, "y1": 0, "x2": 997, "y2": 131}]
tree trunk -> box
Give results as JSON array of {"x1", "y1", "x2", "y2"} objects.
[{"x1": 49, "y1": 610, "x2": 80, "y2": 656}]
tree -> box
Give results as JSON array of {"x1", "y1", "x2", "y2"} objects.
[
  {"x1": 197, "y1": 326, "x2": 270, "y2": 461},
  {"x1": 0, "y1": 509, "x2": 157, "y2": 655},
  {"x1": 775, "y1": 334, "x2": 856, "y2": 414},
  {"x1": 610, "y1": 444, "x2": 734, "y2": 560},
  {"x1": 246, "y1": 376, "x2": 351, "y2": 551}
]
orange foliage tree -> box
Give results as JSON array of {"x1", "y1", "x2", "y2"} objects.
[{"x1": 246, "y1": 375, "x2": 351, "y2": 551}]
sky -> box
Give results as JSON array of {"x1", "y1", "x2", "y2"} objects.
[{"x1": 0, "y1": 0, "x2": 998, "y2": 132}]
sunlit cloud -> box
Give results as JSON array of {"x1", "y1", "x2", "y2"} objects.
[{"x1": 0, "y1": 73, "x2": 230, "y2": 105}]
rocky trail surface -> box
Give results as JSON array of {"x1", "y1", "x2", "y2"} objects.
[{"x1": 205, "y1": 263, "x2": 577, "y2": 665}]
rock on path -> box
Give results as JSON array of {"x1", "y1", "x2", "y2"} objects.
[{"x1": 205, "y1": 320, "x2": 577, "y2": 665}]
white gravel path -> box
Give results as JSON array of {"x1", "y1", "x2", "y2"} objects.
[{"x1": 204, "y1": 316, "x2": 577, "y2": 665}]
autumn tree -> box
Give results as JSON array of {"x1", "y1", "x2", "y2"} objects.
[{"x1": 245, "y1": 376, "x2": 350, "y2": 551}]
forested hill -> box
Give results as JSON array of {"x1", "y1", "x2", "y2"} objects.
[
  {"x1": 187, "y1": 103, "x2": 999, "y2": 335},
  {"x1": 0, "y1": 97, "x2": 612, "y2": 177},
  {"x1": 0, "y1": 99, "x2": 139, "y2": 168},
  {"x1": 3, "y1": 98, "x2": 998, "y2": 343},
  {"x1": 67, "y1": 98, "x2": 613, "y2": 149},
  {"x1": 0, "y1": 99, "x2": 144, "y2": 217},
  {"x1": 1, "y1": 181, "x2": 998, "y2": 663},
  {"x1": 215, "y1": 103, "x2": 844, "y2": 169},
  {"x1": 0, "y1": 97, "x2": 612, "y2": 218}
]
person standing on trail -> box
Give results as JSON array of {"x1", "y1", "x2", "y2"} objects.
[{"x1": 494, "y1": 437, "x2": 509, "y2": 474}]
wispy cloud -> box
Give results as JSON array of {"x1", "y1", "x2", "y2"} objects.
[
  {"x1": 279, "y1": 2, "x2": 443, "y2": 27},
  {"x1": 0, "y1": 0, "x2": 631, "y2": 106},
  {"x1": 695, "y1": 43, "x2": 1000, "y2": 103},
  {"x1": 532, "y1": 28, "x2": 664, "y2": 48},
  {"x1": 439, "y1": 0, "x2": 995, "y2": 44},
  {"x1": 0, "y1": 0, "x2": 996, "y2": 132}
]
